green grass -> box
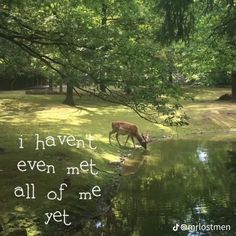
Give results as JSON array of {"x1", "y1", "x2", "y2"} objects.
[
  {"x1": 0, "y1": 88, "x2": 236, "y2": 235},
  {"x1": 180, "y1": 87, "x2": 236, "y2": 138},
  {"x1": 0, "y1": 91, "x2": 162, "y2": 235}
]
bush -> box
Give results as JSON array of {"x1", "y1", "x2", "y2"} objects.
[{"x1": 207, "y1": 71, "x2": 230, "y2": 86}]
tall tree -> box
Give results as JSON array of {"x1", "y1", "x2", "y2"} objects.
[
  {"x1": 0, "y1": 0, "x2": 189, "y2": 125},
  {"x1": 154, "y1": 0, "x2": 236, "y2": 99}
]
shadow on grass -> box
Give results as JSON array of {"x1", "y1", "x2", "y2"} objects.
[{"x1": 0, "y1": 136, "x2": 125, "y2": 235}]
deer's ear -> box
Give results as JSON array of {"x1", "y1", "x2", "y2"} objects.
[
  {"x1": 146, "y1": 134, "x2": 152, "y2": 143},
  {"x1": 141, "y1": 133, "x2": 146, "y2": 141},
  {"x1": 142, "y1": 133, "x2": 152, "y2": 143}
]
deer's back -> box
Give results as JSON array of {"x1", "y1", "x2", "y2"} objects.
[{"x1": 112, "y1": 121, "x2": 138, "y2": 135}]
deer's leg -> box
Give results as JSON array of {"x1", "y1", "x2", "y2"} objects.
[
  {"x1": 115, "y1": 133, "x2": 122, "y2": 147},
  {"x1": 109, "y1": 130, "x2": 116, "y2": 144},
  {"x1": 124, "y1": 135, "x2": 130, "y2": 146},
  {"x1": 131, "y1": 136, "x2": 135, "y2": 148}
]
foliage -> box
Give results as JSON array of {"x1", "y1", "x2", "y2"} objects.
[
  {"x1": 0, "y1": 0, "x2": 189, "y2": 125},
  {"x1": 1, "y1": 0, "x2": 236, "y2": 123},
  {"x1": 156, "y1": 0, "x2": 195, "y2": 43},
  {"x1": 160, "y1": 0, "x2": 236, "y2": 87}
]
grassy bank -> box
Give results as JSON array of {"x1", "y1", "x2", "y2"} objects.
[
  {"x1": 0, "y1": 88, "x2": 236, "y2": 152},
  {"x1": 0, "y1": 88, "x2": 235, "y2": 235}
]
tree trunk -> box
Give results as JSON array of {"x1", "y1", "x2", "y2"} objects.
[
  {"x1": 168, "y1": 74, "x2": 173, "y2": 83},
  {"x1": 98, "y1": 3, "x2": 107, "y2": 93},
  {"x1": 49, "y1": 78, "x2": 53, "y2": 91},
  {"x1": 124, "y1": 83, "x2": 132, "y2": 95},
  {"x1": 63, "y1": 83, "x2": 75, "y2": 106},
  {"x1": 99, "y1": 81, "x2": 106, "y2": 92},
  {"x1": 59, "y1": 82, "x2": 63, "y2": 94},
  {"x1": 232, "y1": 71, "x2": 236, "y2": 100}
]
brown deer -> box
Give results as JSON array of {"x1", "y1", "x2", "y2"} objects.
[{"x1": 109, "y1": 121, "x2": 148, "y2": 149}]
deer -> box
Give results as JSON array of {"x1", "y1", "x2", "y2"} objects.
[{"x1": 109, "y1": 121, "x2": 148, "y2": 149}]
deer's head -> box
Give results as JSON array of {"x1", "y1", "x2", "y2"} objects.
[{"x1": 141, "y1": 133, "x2": 151, "y2": 149}]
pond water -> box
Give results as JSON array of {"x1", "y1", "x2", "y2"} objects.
[{"x1": 82, "y1": 139, "x2": 236, "y2": 236}]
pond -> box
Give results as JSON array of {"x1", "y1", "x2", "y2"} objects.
[{"x1": 81, "y1": 139, "x2": 236, "y2": 236}]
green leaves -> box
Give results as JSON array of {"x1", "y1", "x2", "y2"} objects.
[
  {"x1": 0, "y1": 0, "x2": 189, "y2": 125},
  {"x1": 155, "y1": 0, "x2": 195, "y2": 44}
]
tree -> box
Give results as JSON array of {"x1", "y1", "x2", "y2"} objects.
[
  {"x1": 0, "y1": 0, "x2": 189, "y2": 125},
  {"x1": 214, "y1": 3, "x2": 236, "y2": 99},
  {"x1": 153, "y1": 0, "x2": 236, "y2": 99}
]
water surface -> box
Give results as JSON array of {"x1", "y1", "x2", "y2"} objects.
[{"x1": 83, "y1": 139, "x2": 236, "y2": 236}]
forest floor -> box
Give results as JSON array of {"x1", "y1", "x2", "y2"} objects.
[
  {"x1": 180, "y1": 87, "x2": 236, "y2": 140},
  {"x1": 0, "y1": 87, "x2": 236, "y2": 142}
]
